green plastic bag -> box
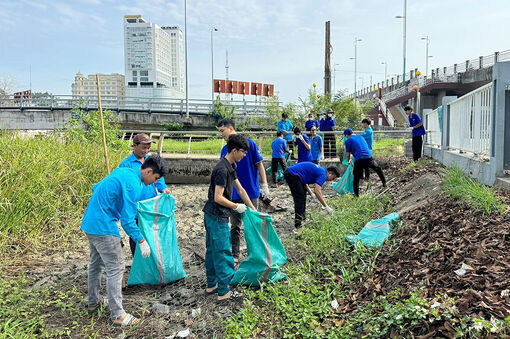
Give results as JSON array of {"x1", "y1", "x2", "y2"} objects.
[
  {"x1": 128, "y1": 194, "x2": 187, "y2": 285},
  {"x1": 346, "y1": 212, "x2": 400, "y2": 248},
  {"x1": 266, "y1": 152, "x2": 291, "y2": 182},
  {"x1": 333, "y1": 162, "x2": 354, "y2": 194},
  {"x1": 230, "y1": 208, "x2": 287, "y2": 286}
]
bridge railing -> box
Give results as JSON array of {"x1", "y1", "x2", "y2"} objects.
[
  {"x1": 448, "y1": 83, "x2": 492, "y2": 157},
  {"x1": 120, "y1": 129, "x2": 410, "y2": 159},
  {"x1": 0, "y1": 95, "x2": 276, "y2": 117}
]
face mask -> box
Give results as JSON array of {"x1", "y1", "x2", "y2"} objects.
[{"x1": 308, "y1": 117, "x2": 313, "y2": 121}]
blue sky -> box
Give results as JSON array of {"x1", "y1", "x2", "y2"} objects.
[{"x1": 1, "y1": 0, "x2": 509, "y2": 103}]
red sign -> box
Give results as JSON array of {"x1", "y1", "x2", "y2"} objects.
[
  {"x1": 213, "y1": 79, "x2": 226, "y2": 93},
  {"x1": 226, "y1": 80, "x2": 238, "y2": 94},
  {"x1": 263, "y1": 84, "x2": 274, "y2": 97},
  {"x1": 14, "y1": 90, "x2": 31, "y2": 99},
  {"x1": 251, "y1": 82, "x2": 262, "y2": 96},
  {"x1": 238, "y1": 82, "x2": 249, "y2": 95}
]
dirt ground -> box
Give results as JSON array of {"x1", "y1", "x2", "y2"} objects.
[{"x1": 12, "y1": 156, "x2": 510, "y2": 338}]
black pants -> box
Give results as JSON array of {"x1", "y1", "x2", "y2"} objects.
[
  {"x1": 129, "y1": 219, "x2": 140, "y2": 256},
  {"x1": 412, "y1": 135, "x2": 423, "y2": 161},
  {"x1": 284, "y1": 171, "x2": 306, "y2": 229},
  {"x1": 271, "y1": 157, "x2": 287, "y2": 183},
  {"x1": 353, "y1": 157, "x2": 386, "y2": 197},
  {"x1": 323, "y1": 132, "x2": 336, "y2": 158},
  {"x1": 286, "y1": 141, "x2": 295, "y2": 159}
]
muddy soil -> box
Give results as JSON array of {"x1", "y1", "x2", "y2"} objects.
[{"x1": 11, "y1": 156, "x2": 509, "y2": 338}]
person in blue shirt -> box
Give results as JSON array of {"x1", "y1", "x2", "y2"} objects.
[
  {"x1": 277, "y1": 112, "x2": 294, "y2": 159},
  {"x1": 293, "y1": 127, "x2": 312, "y2": 163},
  {"x1": 304, "y1": 112, "x2": 319, "y2": 134},
  {"x1": 81, "y1": 155, "x2": 168, "y2": 327},
  {"x1": 118, "y1": 133, "x2": 171, "y2": 256},
  {"x1": 360, "y1": 118, "x2": 374, "y2": 180},
  {"x1": 319, "y1": 108, "x2": 336, "y2": 158},
  {"x1": 203, "y1": 134, "x2": 256, "y2": 302},
  {"x1": 309, "y1": 126, "x2": 323, "y2": 164},
  {"x1": 270, "y1": 131, "x2": 289, "y2": 187},
  {"x1": 218, "y1": 119, "x2": 269, "y2": 265},
  {"x1": 284, "y1": 162, "x2": 339, "y2": 233},
  {"x1": 404, "y1": 105, "x2": 426, "y2": 161},
  {"x1": 344, "y1": 128, "x2": 386, "y2": 197}
]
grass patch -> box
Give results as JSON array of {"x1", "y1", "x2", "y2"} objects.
[
  {"x1": 0, "y1": 132, "x2": 129, "y2": 259},
  {"x1": 225, "y1": 194, "x2": 391, "y2": 338},
  {"x1": 442, "y1": 165, "x2": 505, "y2": 214}
]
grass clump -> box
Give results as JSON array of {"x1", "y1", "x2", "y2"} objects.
[
  {"x1": 442, "y1": 165, "x2": 504, "y2": 214},
  {"x1": 0, "y1": 132, "x2": 129, "y2": 259}
]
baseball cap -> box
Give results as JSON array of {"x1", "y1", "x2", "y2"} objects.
[
  {"x1": 343, "y1": 128, "x2": 353, "y2": 136},
  {"x1": 132, "y1": 133, "x2": 154, "y2": 145}
]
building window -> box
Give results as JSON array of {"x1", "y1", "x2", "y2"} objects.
[{"x1": 140, "y1": 71, "x2": 148, "y2": 76}]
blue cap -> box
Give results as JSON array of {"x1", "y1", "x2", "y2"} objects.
[{"x1": 343, "y1": 128, "x2": 353, "y2": 136}]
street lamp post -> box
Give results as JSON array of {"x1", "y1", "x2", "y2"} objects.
[
  {"x1": 333, "y1": 63, "x2": 340, "y2": 97},
  {"x1": 381, "y1": 61, "x2": 388, "y2": 81},
  {"x1": 421, "y1": 36, "x2": 430, "y2": 76},
  {"x1": 396, "y1": 0, "x2": 407, "y2": 82},
  {"x1": 353, "y1": 37, "x2": 362, "y2": 97},
  {"x1": 211, "y1": 27, "x2": 218, "y2": 103},
  {"x1": 184, "y1": 0, "x2": 189, "y2": 118}
]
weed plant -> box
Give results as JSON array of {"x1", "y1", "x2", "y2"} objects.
[
  {"x1": 0, "y1": 132, "x2": 128, "y2": 260},
  {"x1": 442, "y1": 165, "x2": 505, "y2": 214}
]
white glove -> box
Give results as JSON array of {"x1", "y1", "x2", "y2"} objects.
[
  {"x1": 233, "y1": 203, "x2": 247, "y2": 214},
  {"x1": 138, "y1": 239, "x2": 151, "y2": 258},
  {"x1": 325, "y1": 206, "x2": 333, "y2": 214},
  {"x1": 261, "y1": 184, "x2": 270, "y2": 199}
]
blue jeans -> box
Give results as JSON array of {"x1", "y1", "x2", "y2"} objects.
[
  {"x1": 86, "y1": 234, "x2": 125, "y2": 321},
  {"x1": 204, "y1": 213, "x2": 235, "y2": 296}
]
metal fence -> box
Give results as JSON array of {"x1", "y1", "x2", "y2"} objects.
[
  {"x1": 0, "y1": 95, "x2": 275, "y2": 117},
  {"x1": 448, "y1": 83, "x2": 492, "y2": 156},
  {"x1": 424, "y1": 108, "x2": 442, "y2": 147}
]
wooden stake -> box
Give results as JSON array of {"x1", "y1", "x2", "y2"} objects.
[{"x1": 95, "y1": 74, "x2": 111, "y2": 174}]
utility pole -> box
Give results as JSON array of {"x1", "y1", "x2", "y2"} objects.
[
  {"x1": 225, "y1": 49, "x2": 230, "y2": 101},
  {"x1": 324, "y1": 21, "x2": 331, "y2": 96}
]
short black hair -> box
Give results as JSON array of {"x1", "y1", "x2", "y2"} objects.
[
  {"x1": 227, "y1": 134, "x2": 250, "y2": 153},
  {"x1": 308, "y1": 112, "x2": 313, "y2": 117},
  {"x1": 327, "y1": 166, "x2": 340, "y2": 178},
  {"x1": 217, "y1": 118, "x2": 235, "y2": 129},
  {"x1": 276, "y1": 131, "x2": 283, "y2": 137},
  {"x1": 141, "y1": 154, "x2": 169, "y2": 177},
  {"x1": 282, "y1": 112, "x2": 288, "y2": 118},
  {"x1": 362, "y1": 118, "x2": 371, "y2": 125},
  {"x1": 293, "y1": 126, "x2": 301, "y2": 134},
  {"x1": 404, "y1": 105, "x2": 413, "y2": 111}
]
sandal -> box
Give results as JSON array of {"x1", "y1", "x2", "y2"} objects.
[
  {"x1": 217, "y1": 290, "x2": 243, "y2": 304},
  {"x1": 109, "y1": 313, "x2": 140, "y2": 327},
  {"x1": 87, "y1": 297, "x2": 108, "y2": 315},
  {"x1": 205, "y1": 285, "x2": 218, "y2": 295}
]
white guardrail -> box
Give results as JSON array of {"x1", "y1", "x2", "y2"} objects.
[
  {"x1": 425, "y1": 107, "x2": 442, "y2": 147},
  {"x1": 448, "y1": 83, "x2": 492, "y2": 156}
]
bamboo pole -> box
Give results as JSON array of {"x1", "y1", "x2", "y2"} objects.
[{"x1": 95, "y1": 74, "x2": 110, "y2": 174}]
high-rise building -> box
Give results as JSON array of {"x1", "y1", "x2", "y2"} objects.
[
  {"x1": 124, "y1": 15, "x2": 185, "y2": 99},
  {"x1": 71, "y1": 72, "x2": 125, "y2": 105}
]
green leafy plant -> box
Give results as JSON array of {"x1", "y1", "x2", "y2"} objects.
[{"x1": 162, "y1": 122, "x2": 183, "y2": 131}]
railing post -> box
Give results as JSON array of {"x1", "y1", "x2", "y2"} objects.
[
  {"x1": 453, "y1": 64, "x2": 457, "y2": 74},
  {"x1": 494, "y1": 51, "x2": 499, "y2": 64},
  {"x1": 50, "y1": 95, "x2": 54, "y2": 110},
  {"x1": 187, "y1": 135, "x2": 192, "y2": 156},
  {"x1": 465, "y1": 60, "x2": 469, "y2": 70},
  {"x1": 443, "y1": 67, "x2": 447, "y2": 74},
  {"x1": 479, "y1": 56, "x2": 483, "y2": 69},
  {"x1": 158, "y1": 132, "x2": 165, "y2": 155}
]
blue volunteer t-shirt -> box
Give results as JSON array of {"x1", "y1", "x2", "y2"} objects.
[
  {"x1": 295, "y1": 134, "x2": 312, "y2": 163},
  {"x1": 409, "y1": 113, "x2": 426, "y2": 137},
  {"x1": 360, "y1": 127, "x2": 374, "y2": 150},
  {"x1": 118, "y1": 152, "x2": 167, "y2": 200},
  {"x1": 305, "y1": 119, "x2": 319, "y2": 131},
  {"x1": 81, "y1": 167, "x2": 144, "y2": 243},
  {"x1": 287, "y1": 162, "x2": 327, "y2": 187},
  {"x1": 277, "y1": 119, "x2": 294, "y2": 141},
  {"x1": 220, "y1": 137, "x2": 263, "y2": 200},
  {"x1": 320, "y1": 117, "x2": 336, "y2": 131},
  {"x1": 345, "y1": 134, "x2": 372, "y2": 161},
  {"x1": 310, "y1": 135, "x2": 323, "y2": 161},
  {"x1": 271, "y1": 137, "x2": 288, "y2": 159}
]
